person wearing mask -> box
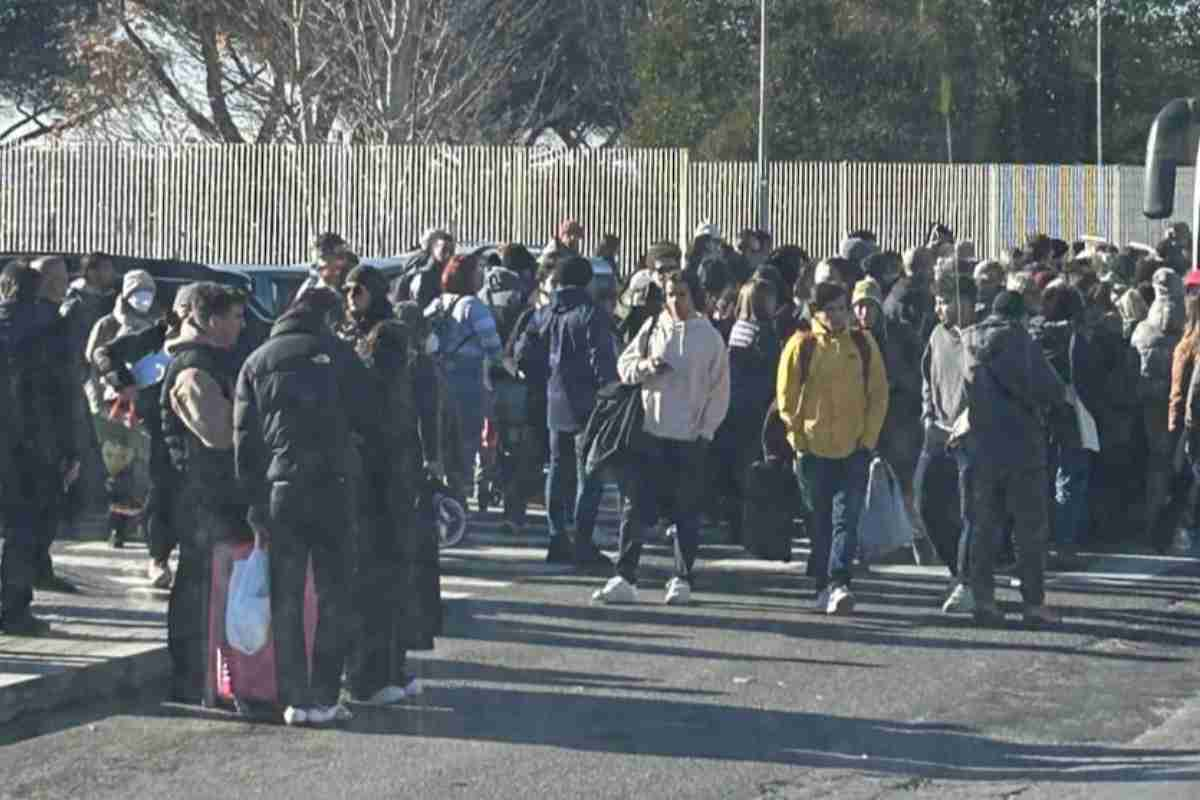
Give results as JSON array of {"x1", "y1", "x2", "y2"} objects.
[
  {"x1": 593, "y1": 271, "x2": 730, "y2": 606},
  {"x1": 1132, "y1": 268, "x2": 1186, "y2": 550},
  {"x1": 777, "y1": 282, "x2": 888, "y2": 616},
  {"x1": 538, "y1": 256, "x2": 618, "y2": 568},
  {"x1": 960, "y1": 291, "x2": 1069, "y2": 627},
  {"x1": 915, "y1": 275, "x2": 978, "y2": 613},
  {"x1": 84, "y1": 270, "x2": 159, "y2": 549},
  {"x1": 424, "y1": 254, "x2": 504, "y2": 506},
  {"x1": 338, "y1": 265, "x2": 440, "y2": 706},
  {"x1": 235, "y1": 288, "x2": 373, "y2": 727},
  {"x1": 0, "y1": 262, "x2": 75, "y2": 634},
  {"x1": 28, "y1": 256, "x2": 79, "y2": 594},
  {"x1": 715, "y1": 278, "x2": 781, "y2": 543},
  {"x1": 93, "y1": 286, "x2": 197, "y2": 588},
  {"x1": 159, "y1": 283, "x2": 248, "y2": 702}
]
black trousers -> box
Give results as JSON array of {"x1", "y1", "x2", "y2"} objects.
[
  {"x1": 167, "y1": 485, "x2": 244, "y2": 698},
  {"x1": 970, "y1": 462, "x2": 1048, "y2": 608},
  {"x1": 268, "y1": 480, "x2": 350, "y2": 708}
]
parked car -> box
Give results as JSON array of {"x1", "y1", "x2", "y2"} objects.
[{"x1": 0, "y1": 252, "x2": 273, "y2": 358}]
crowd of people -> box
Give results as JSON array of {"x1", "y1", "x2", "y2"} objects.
[{"x1": 0, "y1": 213, "x2": 1195, "y2": 727}]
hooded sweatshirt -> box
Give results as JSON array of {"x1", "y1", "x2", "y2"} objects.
[
  {"x1": 84, "y1": 270, "x2": 157, "y2": 408},
  {"x1": 1131, "y1": 268, "x2": 1185, "y2": 404},
  {"x1": 618, "y1": 312, "x2": 730, "y2": 442},
  {"x1": 776, "y1": 316, "x2": 889, "y2": 459},
  {"x1": 959, "y1": 315, "x2": 1067, "y2": 471},
  {"x1": 921, "y1": 323, "x2": 969, "y2": 443}
]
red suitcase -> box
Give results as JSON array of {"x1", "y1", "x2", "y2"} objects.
[{"x1": 206, "y1": 540, "x2": 317, "y2": 714}]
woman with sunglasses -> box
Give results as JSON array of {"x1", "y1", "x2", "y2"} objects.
[{"x1": 337, "y1": 265, "x2": 440, "y2": 706}]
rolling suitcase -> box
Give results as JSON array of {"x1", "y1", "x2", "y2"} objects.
[{"x1": 205, "y1": 540, "x2": 317, "y2": 715}]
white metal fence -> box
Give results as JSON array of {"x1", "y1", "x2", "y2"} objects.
[{"x1": 0, "y1": 145, "x2": 1191, "y2": 272}]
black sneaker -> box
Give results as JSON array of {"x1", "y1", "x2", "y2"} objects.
[
  {"x1": 972, "y1": 604, "x2": 1006, "y2": 628},
  {"x1": 546, "y1": 535, "x2": 576, "y2": 564},
  {"x1": 1, "y1": 613, "x2": 51, "y2": 637},
  {"x1": 34, "y1": 573, "x2": 80, "y2": 594},
  {"x1": 109, "y1": 528, "x2": 126, "y2": 549}
]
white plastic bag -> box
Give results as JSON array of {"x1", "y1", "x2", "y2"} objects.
[
  {"x1": 225, "y1": 547, "x2": 271, "y2": 656},
  {"x1": 857, "y1": 457, "x2": 915, "y2": 561}
]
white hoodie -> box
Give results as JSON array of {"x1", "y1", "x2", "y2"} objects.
[{"x1": 618, "y1": 313, "x2": 730, "y2": 442}]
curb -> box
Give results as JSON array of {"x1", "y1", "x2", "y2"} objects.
[{"x1": 0, "y1": 642, "x2": 169, "y2": 725}]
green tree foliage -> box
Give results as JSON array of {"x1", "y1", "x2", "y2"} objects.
[
  {"x1": 0, "y1": 0, "x2": 100, "y2": 142},
  {"x1": 628, "y1": 0, "x2": 1200, "y2": 164}
]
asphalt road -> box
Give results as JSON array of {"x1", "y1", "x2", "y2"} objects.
[{"x1": 3, "y1": 520, "x2": 1200, "y2": 800}]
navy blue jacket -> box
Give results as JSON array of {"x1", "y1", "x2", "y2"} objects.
[{"x1": 544, "y1": 287, "x2": 618, "y2": 433}]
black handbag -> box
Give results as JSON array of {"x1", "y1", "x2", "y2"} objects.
[{"x1": 580, "y1": 315, "x2": 660, "y2": 478}]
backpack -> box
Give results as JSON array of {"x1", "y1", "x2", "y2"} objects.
[
  {"x1": 791, "y1": 328, "x2": 872, "y2": 388},
  {"x1": 479, "y1": 267, "x2": 528, "y2": 346},
  {"x1": 428, "y1": 296, "x2": 475, "y2": 359}
]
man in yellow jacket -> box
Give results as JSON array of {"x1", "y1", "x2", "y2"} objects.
[{"x1": 777, "y1": 282, "x2": 889, "y2": 615}]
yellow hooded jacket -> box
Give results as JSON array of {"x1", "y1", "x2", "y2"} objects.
[{"x1": 776, "y1": 317, "x2": 889, "y2": 459}]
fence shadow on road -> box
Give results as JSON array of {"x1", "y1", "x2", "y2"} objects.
[{"x1": 339, "y1": 684, "x2": 1200, "y2": 786}]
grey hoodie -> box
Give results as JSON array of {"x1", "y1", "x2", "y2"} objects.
[
  {"x1": 1130, "y1": 268, "x2": 1184, "y2": 403},
  {"x1": 921, "y1": 323, "x2": 968, "y2": 446}
]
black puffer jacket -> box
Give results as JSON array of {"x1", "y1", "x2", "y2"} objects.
[
  {"x1": 0, "y1": 298, "x2": 73, "y2": 493},
  {"x1": 234, "y1": 302, "x2": 374, "y2": 506}
]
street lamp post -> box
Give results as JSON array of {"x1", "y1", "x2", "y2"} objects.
[
  {"x1": 1097, "y1": 0, "x2": 1103, "y2": 169},
  {"x1": 757, "y1": 0, "x2": 769, "y2": 232}
]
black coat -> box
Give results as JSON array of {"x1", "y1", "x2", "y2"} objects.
[
  {"x1": 234, "y1": 309, "x2": 374, "y2": 506},
  {"x1": 340, "y1": 316, "x2": 441, "y2": 649},
  {"x1": 94, "y1": 320, "x2": 171, "y2": 482},
  {"x1": 1028, "y1": 316, "x2": 1105, "y2": 450},
  {"x1": 0, "y1": 298, "x2": 73, "y2": 501}
]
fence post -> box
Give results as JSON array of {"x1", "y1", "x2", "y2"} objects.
[
  {"x1": 987, "y1": 163, "x2": 1000, "y2": 257},
  {"x1": 838, "y1": 161, "x2": 849, "y2": 241},
  {"x1": 678, "y1": 148, "x2": 691, "y2": 254}
]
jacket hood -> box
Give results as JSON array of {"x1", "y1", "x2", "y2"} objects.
[
  {"x1": 121, "y1": 270, "x2": 156, "y2": 300},
  {"x1": 1148, "y1": 267, "x2": 1184, "y2": 335},
  {"x1": 963, "y1": 316, "x2": 1021, "y2": 366},
  {"x1": 165, "y1": 318, "x2": 220, "y2": 355}
]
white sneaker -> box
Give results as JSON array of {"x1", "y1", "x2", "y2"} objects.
[
  {"x1": 941, "y1": 583, "x2": 976, "y2": 614},
  {"x1": 813, "y1": 586, "x2": 834, "y2": 612},
  {"x1": 147, "y1": 559, "x2": 173, "y2": 589},
  {"x1": 333, "y1": 703, "x2": 354, "y2": 722},
  {"x1": 362, "y1": 686, "x2": 408, "y2": 706},
  {"x1": 282, "y1": 706, "x2": 308, "y2": 726},
  {"x1": 664, "y1": 578, "x2": 691, "y2": 606},
  {"x1": 401, "y1": 676, "x2": 422, "y2": 697},
  {"x1": 592, "y1": 576, "x2": 638, "y2": 604},
  {"x1": 304, "y1": 705, "x2": 341, "y2": 727},
  {"x1": 826, "y1": 585, "x2": 856, "y2": 616}
]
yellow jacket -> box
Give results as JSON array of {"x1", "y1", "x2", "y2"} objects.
[{"x1": 776, "y1": 318, "x2": 889, "y2": 458}]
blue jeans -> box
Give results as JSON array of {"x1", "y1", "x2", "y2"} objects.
[
  {"x1": 797, "y1": 450, "x2": 870, "y2": 589},
  {"x1": 546, "y1": 430, "x2": 604, "y2": 547},
  {"x1": 1054, "y1": 446, "x2": 1092, "y2": 549}
]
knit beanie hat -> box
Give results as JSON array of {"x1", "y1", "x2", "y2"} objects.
[
  {"x1": 813, "y1": 281, "x2": 848, "y2": 310},
  {"x1": 851, "y1": 277, "x2": 884, "y2": 310}
]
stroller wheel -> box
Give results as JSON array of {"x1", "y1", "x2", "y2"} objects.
[{"x1": 436, "y1": 495, "x2": 468, "y2": 548}]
